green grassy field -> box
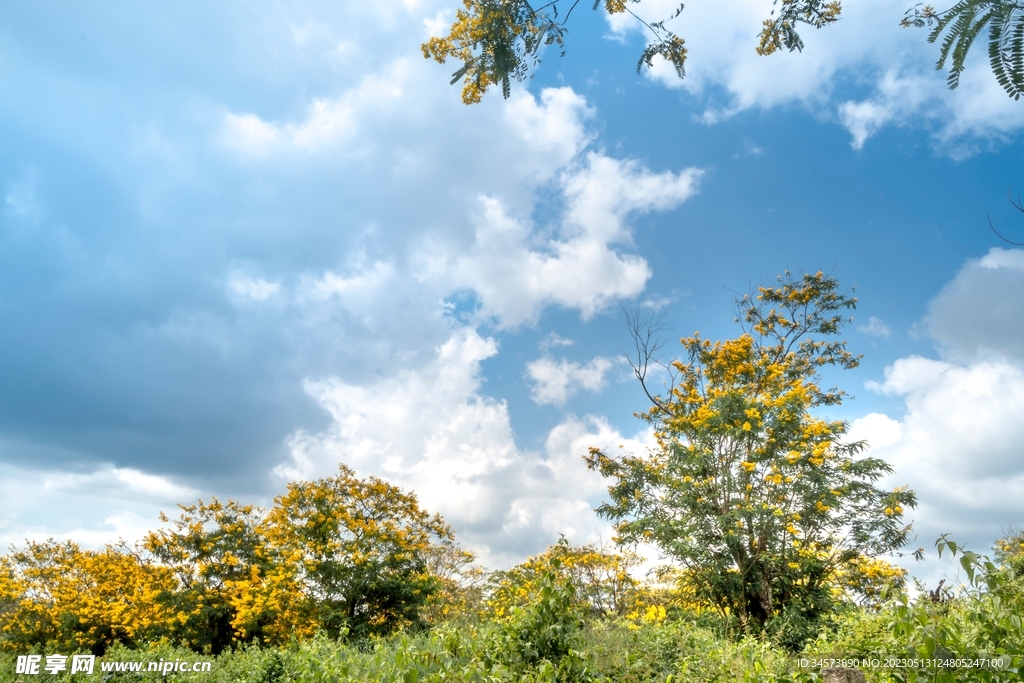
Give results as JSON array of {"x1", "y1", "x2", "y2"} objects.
[{"x1": 3, "y1": 577, "x2": 1021, "y2": 683}]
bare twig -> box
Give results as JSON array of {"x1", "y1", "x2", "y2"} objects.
[
  {"x1": 623, "y1": 305, "x2": 675, "y2": 408},
  {"x1": 989, "y1": 188, "x2": 1024, "y2": 245}
]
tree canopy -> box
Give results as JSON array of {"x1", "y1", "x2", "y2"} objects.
[
  {"x1": 0, "y1": 465, "x2": 455, "y2": 654},
  {"x1": 586, "y1": 271, "x2": 917, "y2": 646},
  {"x1": 423, "y1": 0, "x2": 1024, "y2": 103}
]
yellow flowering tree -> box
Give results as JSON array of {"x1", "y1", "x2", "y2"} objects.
[
  {"x1": 1, "y1": 467, "x2": 458, "y2": 652},
  {"x1": 422, "y1": 0, "x2": 841, "y2": 104},
  {"x1": 586, "y1": 271, "x2": 916, "y2": 646},
  {"x1": 148, "y1": 466, "x2": 456, "y2": 646},
  {"x1": 487, "y1": 538, "x2": 640, "y2": 619},
  {"x1": 265, "y1": 464, "x2": 453, "y2": 639},
  {"x1": 143, "y1": 498, "x2": 289, "y2": 652},
  {"x1": 420, "y1": 540, "x2": 487, "y2": 624},
  {"x1": 0, "y1": 540, "x2": 173, "y2": 653},
  {"x1": 994, "y1": 527, "x2": 1024, "y2": 577}
]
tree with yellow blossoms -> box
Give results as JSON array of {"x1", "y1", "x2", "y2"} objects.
[
  {"x1": 0, "y1": 540, "x2": 173, "y2": 654},
  {"x1": 994, "y1": 526, "x2": 1024, "y2": 577},
  {"x1": 145, "y1": 465, "x2": 454, "y2": 647},
  {"x1": 265, "y1": 464, "x2": 453, "y2": 639},
  {"x1": 423, "y1": 1, "x2": 1024, "y2": 104},
  {"x1": 487, "y1": 538, "x2": 641, "y2": 619},
  {"x1": 422, "y1": 0, "x2": 840, "y2": 104},
  {"x1": 143, "y1": 498, "x2": 287, "y2": 652},
  {"x1": 586, "y1": 271, "x2": 917, "y2": 647}
]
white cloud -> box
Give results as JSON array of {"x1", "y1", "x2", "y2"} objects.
[
  {"x1": 863, "y1": 358, "x2": 1024, "y2": 551},
  {"x1": 42, "y1": 466, "x2": 199, "y2": 504},
  {"x1": 300, "y1": 261, "x2": 395, "y2": 301},
  {"x1": 539, "y1": 332, "x2": 575, "y2": 351},
  {"x1": 854, "y1": 249, "x2": 1024, "y2": 577},
  {"x1": 0, "y1": 462, "x2": 200, "y2": 550},
  {"x1": 277, "y1": 327, "x2": 653, "y2": 566},
  {"x1": 229, "y1": 273, "x2": 282, "y2": 301},
  {"x1": 436, "y1": 153, "x2": 702, "y2": 327},
  {"x1": 838, "y1": 71, "x2": 934, "y2": 150},
  {"x1": 858, "y1": 315, "x2": 891, "y2": 339},
  {"x1": 603, "y1": 0, "x2": 1024, "y2": 149},
  {"x1": 561, "y1": 153, "x2": 702, "y2": 242},
  {"x1": 222, "y1": 113, "x2": 281, "y2": 154},
  {"x1": 741, "y1": 138, "x2": 764, "y2": 157},
  {"x1": 442, "y1": 195, "x2": 653, "y2": 327},
  {"x1": 866, "y1": 355, "x2": 950, "y2": 396},
  {"x1": 526, "y1": 355, "x2": 615, "y2": 406},
  {"x1": 219, "y1": 68, "x2": 696, "y2": 330},
  {"x1": 846, "y1": 412, "x2": 902, "y2": 450},
  {"x1": 925, "y1": 248, "x2": 1024, "y2": 362},
  {"x1": 220, "y1": 59, "x2": 416, "y2": 156},
  {"x1": 505, "y1": 88, "x2": 595, "y2": 171}
]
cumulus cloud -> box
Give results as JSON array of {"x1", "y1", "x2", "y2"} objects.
[
  {"x1": 859, "y1": 358, "x2": 1024, "y2": 551},
  {"x1": 858, "y1": 315, "x2": 891, "y2": 338},
  {"x1": 436, "y1": 153, "x2": 701, "y2": 327},
  {"x1": 220, "y1": 78, "x2": 693, "y2": 330},
  {"x1": 0, "y1": 461, "x2": 201, "y2": 550},
  {"x1": 442, "y1": 194, "x2": 651, "y2": 326},
  {"x1": 604, "y1": 0, "x2": 1024, "y2": 149},
  {"x1": 924, "y1": 248, "x2": 1024, "y2": 362},
  {"x1": 526, "y1": 355, "x2": 615, "y2": 406},
  {"x1": 277, "y1": 328, "x2": 653, "y2": 566},
  {"x1": 853, "y1": 248, "x2": 1024, "y2": 574}
]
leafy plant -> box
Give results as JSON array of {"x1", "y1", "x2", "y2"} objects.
[
  {"x1": 422, "y1": 0, "x2": 840, "y2": 104},
  {"x1": 587, "y1": 271, "x2": 917, "y2": 647},
  {"x1": 903, "y1": 0, "x2": 1024, "y2": 99},
  {"x1": 264, "y1": 464, "x2": 454, "y2": 640}
]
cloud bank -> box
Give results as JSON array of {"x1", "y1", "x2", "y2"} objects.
[
  {"x1": 850, "y1": 248, "x2": 1024, "y2": 576},
  {"x1": 605, "y1": 0, "x2": 1024, "y2": 150},
  {"x1": 0, "y1": 0, "x2": 698, "y2": 561}
]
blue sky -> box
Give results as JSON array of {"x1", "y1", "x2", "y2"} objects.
[{"x1": 1, "y1": 0, "x2": 1023, "y2": 580}]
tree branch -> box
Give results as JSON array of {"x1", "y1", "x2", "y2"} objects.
[{"x1": 623, "y1": 305, "x2": 674, "y2": 409}]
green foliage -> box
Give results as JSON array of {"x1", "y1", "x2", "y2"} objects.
[
  {"x1": 0, "y1": 465, "x2": 455, "y2": 654},
  {"x1": 264, "y1": 464, "x2": 454, "y2": 640},
  {"x1": 144, "y1": 499, "x2": 272, "y2": 653},
  {"x1": 487, "y1": 538, "x2": 641, "y2": 619},
  {"x1": 495, "y1": 560, "x2": 586, "y2": 671},
  {"x1": 808, "y1": 536, "x2": 1024, "y2": 683},
  {"x1": 587, "y1": 272, "x2": 916, "y2": 646},
  {"x1": 903, "y1": 0, "x2": 1024, "y2": 99},
  {"x1": 421, "y1": 0, "x2": 569, "y2": 103},
  {"x1": 422, "y1": 0, "x2": 836, "y2": 103},
  {"x1": 756, "y1": 0, "x2": 843, "y2": 55},
  {"x1": 993, "y1": 527, "x2": 1024, "y2": 577},
  {"x1": 2, "y1": 565, "x2": 1019, "y2": 683}
]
